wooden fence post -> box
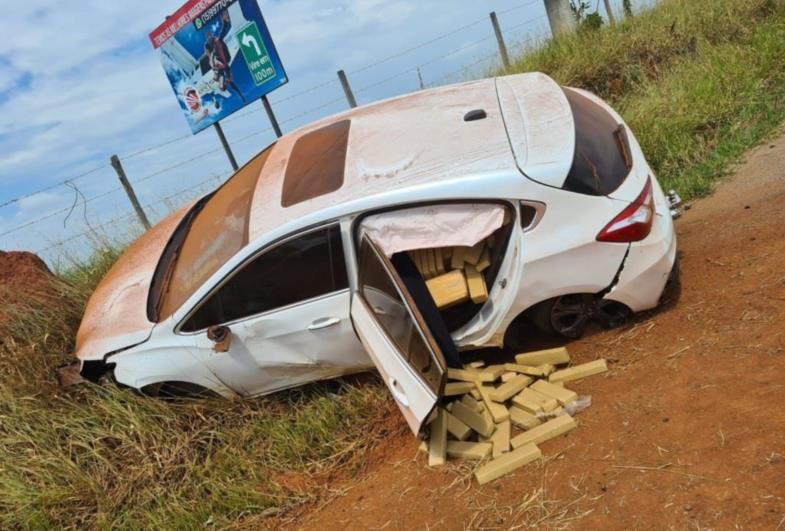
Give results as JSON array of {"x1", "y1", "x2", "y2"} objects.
[
  {"x1": 110, "y1": 155, "x2": 151, "y2": 231},
  {"x1": 543, "y1": 0, "x2": 577, "y2": 37},
  {"x1": 337, "y1": 70, "x2": 358, "y2": 108},
  {"x1": 489, "y1": 11, "x2": 511, "y2": 69}
]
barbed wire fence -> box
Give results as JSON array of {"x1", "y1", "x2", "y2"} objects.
[{"x1": 0, "y1": 0, "x2": 634, "y2": 265}]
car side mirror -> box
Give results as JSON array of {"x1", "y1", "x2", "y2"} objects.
[{"x1": 207, "y1": 325, "x2": 232, "y2": 353}]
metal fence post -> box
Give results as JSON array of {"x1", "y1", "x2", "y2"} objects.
[
  {"x1": 417, "y1": 67, "x2": 425, "y2": 90},
  {"x1": 213, "y1": 122, "x2": 239, "y2": 172},
  {"x1": 603, "y1": 0, "x2": 617, "y2": 26},
  {"x1": 110, "y1": 155, "x2": 151, "y2": 231},
  {"x1": 543, "y1": 0, "x2": 577, "y2": 37},
  {"x1": 337, "y1": 70, "x2": 358, "y2": 108},
  {"x1": 489, "y1": 11, "x2": 511, "y2": 69},
  {"x1": 261, "y1": 95, "x2": 283, "y2": 138}
]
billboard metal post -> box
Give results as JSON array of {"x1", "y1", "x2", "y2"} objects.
[
  {"x1": 337, "y1": 70, "x2": 358, "y2": 108},
  {"x1": 110, "y1": 155, "x2": 151, "y2": 231},
  {"x1": 490, "y1": 11, "x2": 511, "y2": 69},
  {"x1": 262, "y1": 95, "x2": 282, "y2": 137},
  {"x1": 150, "y1": 0, "x2": 289, "y2": 135},
  {"x1": 213, "y1": 122, "x2": 239, "y2": 171}
]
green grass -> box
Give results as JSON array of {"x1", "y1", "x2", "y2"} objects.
[
  {"x1": 4, "y1": 0, "x2": 785, "y2": 528},
  {"x1": 0, "y1": 250, "x2": 397, "y2": 529},
  {"x1": 498, "y1": 0, "x2": 785, "y2": 199}
]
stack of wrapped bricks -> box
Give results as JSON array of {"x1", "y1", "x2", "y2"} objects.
[{"x1": 410, "y1": 234, "x2": 496, "y2": 309}]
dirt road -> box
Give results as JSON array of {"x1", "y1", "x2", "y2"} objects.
[{"x1": 285, "y1": 130, "x2": 785, "y2": 530}]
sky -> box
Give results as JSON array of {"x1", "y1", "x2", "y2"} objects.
[{"x1": 0, "y1": 0, "x2": 653, "y2": 265}]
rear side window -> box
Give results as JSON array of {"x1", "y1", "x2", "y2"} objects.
[
  {"x1": 181, "y1": 225, "x2": 348, "y2": 332},
  {"x1": 562, "y1": 87, "x2": 632, "y2": 196},
  {"x1": 358, "y1": 238, "x2": 444, "y2": 393}
]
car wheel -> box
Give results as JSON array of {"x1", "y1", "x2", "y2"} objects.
[{"x1": 531, "y1": 294, "x2": 630, "y2": 339}]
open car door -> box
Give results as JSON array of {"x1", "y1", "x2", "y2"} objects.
[{"x1": 351, "y1": 235, "x2": 447, "y2": 435}]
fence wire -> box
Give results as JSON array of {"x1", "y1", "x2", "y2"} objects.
[{"x1": 3, "y1": 4, "x2": 565, "y2": 256}]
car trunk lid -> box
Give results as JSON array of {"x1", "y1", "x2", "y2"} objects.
[{"x1": 496, "y1": 72, "x2": 576, "y2": 189}]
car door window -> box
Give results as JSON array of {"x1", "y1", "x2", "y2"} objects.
[
  {"x1": 358, "y1": 238, "x2": 444, "y2": 393},
  {"x1": 181, "y1": 225, "x2": 348, "y2": 332}
]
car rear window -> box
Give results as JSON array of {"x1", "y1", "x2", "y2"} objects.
[
  {"x1": 562, "y1": 87, "x2": 632, "y2": 196},
  {"x1": 156, "y1": 146, "x2": 274, "y2": 320},
  {"x1": 281, "y1": 120, "x2": 350, "y2": 207}
]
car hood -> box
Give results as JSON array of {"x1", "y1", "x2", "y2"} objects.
[{"x1": 74, "y1": 204, "x2": 194, "y2": 361}]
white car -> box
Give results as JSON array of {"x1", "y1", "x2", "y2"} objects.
[{"x1": 74, "y1": 73, "x2": 677, "y2": 436}]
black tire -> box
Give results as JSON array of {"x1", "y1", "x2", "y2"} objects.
[
  {"x1": 659, "y1": 254, "x2": 681, "y2": 305},
  {"x1": 531, "y1": 294, "x2": 631, "y2": 339},
  {"x1": 531, "y1": 294, "x2": 593, "y2": 339}
]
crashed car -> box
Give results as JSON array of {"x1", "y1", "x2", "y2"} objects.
[{"x1": 75, "y1": 72, "x2": 677, "y2": 434}]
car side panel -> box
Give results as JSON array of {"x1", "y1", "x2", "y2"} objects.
[
  {"x1": 604, "y1": 178, "x2": 677, "y2": 311},
  {"x1": 192, "y1": 290, "x2": 370, "y2": 397},
  {"x1": 492, "y1": 187, "x2": 630, "y2": 345},
  {"x1": 109, "y1": 338, "x2": 234, "y2": 397}
]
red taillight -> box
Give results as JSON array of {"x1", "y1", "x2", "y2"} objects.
[{"x1": 597, "y1": 178, "x2": 654, "y2": 243}]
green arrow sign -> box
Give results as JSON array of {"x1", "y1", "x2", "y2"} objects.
[{"x1": 237, "y1": 22, "x2": 276, "y2": 86}]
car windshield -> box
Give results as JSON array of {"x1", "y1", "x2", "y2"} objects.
[{"x1": 155, "y1": 145, "x2": 274, "y2": 320}]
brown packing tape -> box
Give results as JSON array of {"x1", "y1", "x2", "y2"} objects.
[
  {"x1": 474, "y1": 442, "x2": 541, "y2": 485},
  {"x1": 475, "y1": 248, "x2": 491, "y2": 273},
  {"x1": 515, "y1": 347, "x2": 570, "y2": 366},
  {"x1": 464, "y1": 241, "x2": 485, "y2": 266},
  {"x1": 549, "y1": 359, "x2": 608, "y2": 383},
  {"x1": 518, "y1": 388, "x2": 559, "y2": 412},
  {"x1": 510, "y1": 415, "x2": 577, "y2": 449},
  {"x1": 490, "y1": 419, "x2": 511, "y2": 458},
  {"x1": 426, "y1": 270, "x2": 469, "y2": 309},
  {"x1": 446, "y1": 441, "x2": 492, "y2": 460},
  {"x1": 428, "y1": 408, "x2": 447, "y2": 466},
  {"x1": 466, "y1": 265, "x2": 488, "y2": 304},
  {"x1": 434, "y1": 247, "x2": 445, "y2": 275},
  {"x1": 450, "y1": 246, "x2": 467, "y2": 270},
  {"x1": 530, "y1": 380, "x2": 578, "y2": 406},
  {"x1": 451, "y1": 400, "x2": 495, "y2": 438},
  {"x1": 444, "y1": 381, "x2": 475, "y2": 396},
  {"x1": 488, "y1": 374, "x2": 531, "y2": 402},
  {"x1": 445, "y1": 410, "x2": 473, "y2": 441},
  {"x1": 424, "y1": 249, "x2": 436, "y2": 279}
]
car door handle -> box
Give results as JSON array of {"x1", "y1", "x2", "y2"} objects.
[
  {"x1": 389, "y1": 377, "x2": 409, "y2": 408},
  {"x1": 308, "y1": 317, "x2": 341, "y2": 331}
]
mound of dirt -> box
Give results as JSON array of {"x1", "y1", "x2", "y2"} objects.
[{"x1": 0, "y1": 250, "x2": 57, "y2": 329}]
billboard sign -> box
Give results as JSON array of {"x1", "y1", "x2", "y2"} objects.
[{"x1": 150, "y1": 0, "x2": 287, "y2": 134}]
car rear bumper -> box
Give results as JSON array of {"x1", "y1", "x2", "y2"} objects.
[{"x1": 604, "y1": 185, "x2": 678, "y2": 312}]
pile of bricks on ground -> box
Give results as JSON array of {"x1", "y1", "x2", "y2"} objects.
[{"x1": 421, "y1": 347, "x2": 607, "y2": 485}]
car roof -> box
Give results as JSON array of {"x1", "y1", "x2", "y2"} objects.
[{"x1": 245, "y1": 76, "x2": 517, "y2": 242}]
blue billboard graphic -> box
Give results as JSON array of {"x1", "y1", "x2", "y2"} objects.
[{"x1": 150, "y1": 0, "x2": 287, "y2": 134}]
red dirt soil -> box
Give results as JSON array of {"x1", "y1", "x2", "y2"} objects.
[
  {"x1": 0, "y1": 250, "x2": 56, "y2": 328},
  {"x1": 278, "y1": 131, "x2": 785, "y2": 530}
]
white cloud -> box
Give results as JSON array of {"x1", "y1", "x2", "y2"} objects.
[{"x1": 4, "y1": 0, "x2": 657, "y2": 260}]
